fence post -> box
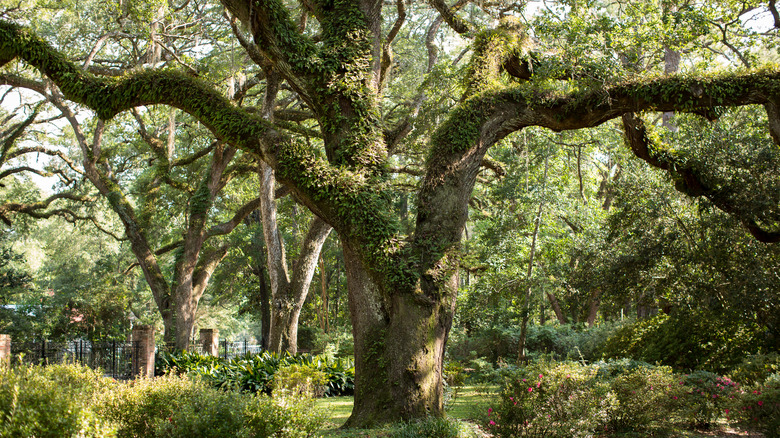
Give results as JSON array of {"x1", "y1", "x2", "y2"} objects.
[
  {"x1": 0, "y1": 334, "x2": 10, "y2": 367},
  {"x1": 131, "y1": 325, "x2": 155, "y2": 378},
  {"x1": 199, "y1": 329, "x2": 219, "y2": 356}
]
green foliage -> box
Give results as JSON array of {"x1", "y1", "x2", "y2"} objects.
[
  {"x1": 0, "y1": 363, "x2": 117, "y2": 437},
  {"x1": 273, "y1": 363, "x2": 328, "y2": 398},
  {"x1": 604, "y1": 365, "x2": 684, "y2": 432},
  {"x1": 680, "y1": 370, "x2": 740, "y2": 427},
  {"x1": 98, "y1": 373, "x2": 325, "y2": 438},
  {"x1": 390, "y1": 417, "x2": 481, "y2": 438},
  {"x1": 447, "y1": 322, "x2": 621, "y2": 369},
  {"x1": 487, "y1": 359, "x2": 760, "y2": 436},
  {"x1": 730, "y1": 353, "x2": 780, "y2": 386},
  {"x1": 157, "y1": 350, "x2": 355, "y2": 397},
  {"x1": 728, "y1": 373, "x2": 780, "y2": 438},
  {"x1": 599, "y1": 312, "x2": 768, "y2": 373},
  {"x1": 487, "y1": 361, "x2": 611, "y2": 438}
]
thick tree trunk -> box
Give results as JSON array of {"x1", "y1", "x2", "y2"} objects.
[
  {"x1": 342, "y1": 243, "x2": 456, "y2": 427},
  {"x1": 269, "y1": 296, "x2": 294, "y2": 352}
]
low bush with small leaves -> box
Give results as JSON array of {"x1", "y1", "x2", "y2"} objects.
[
  {"x1": 0, "y1": 363, "x2": 116, "y2": 438},
  {"x1": 728, "y1": 372, "x2": 780, "y2": 438},
  {"x1": 603, "y1": 364, "x2": 685, "y2": 432},
  {"x1": 487, "y1": 361, "x2": 611, "y2": 438},
  {"x1": 730, "y1": 353, "x2": 780, "y2": 386},
  {"x1": 680, "y1": 370, "x2": 740, "y2": 427},
  {"x1": 390, "y1": 417, "x2": 482, "y2": 438},
  {"x1": 97, "y1": 373, "x2": 325, "y2": 438},
  {"x1": 273, "y1": 363, "x2": 329, "y2": 398},
  {"x1": 0, "y1": 363, "x2": 325, "y2": 438}
]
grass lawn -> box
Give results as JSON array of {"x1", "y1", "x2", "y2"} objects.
[
  {"x1": 315, "y1": 385, "x2": 497, "y2": 437},
  {"x1": 314, "y1": 384, "x2": 764, "y2": 438}
]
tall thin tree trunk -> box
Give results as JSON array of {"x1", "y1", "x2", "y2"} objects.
[
  {"x1": 518, "y1": 154, "x2": 549, "y2": 363},
  {"x1": 318, "y1": 256, "x2": 330, "y2": 333}
]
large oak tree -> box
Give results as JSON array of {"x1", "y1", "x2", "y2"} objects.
[{"x1": 2, "y1": 0, "x2": 780, "y2": 426}]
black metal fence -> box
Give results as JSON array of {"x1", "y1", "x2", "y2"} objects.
[
  {"x1": 164, "y1": 340, "x2": 265, "y2": 360},
  {"x1": 220, "y1": 340, "x2": 264, "y2": 359},
  {"x1": 10, "y1": 340, "x2": 140, "y2": 379}
]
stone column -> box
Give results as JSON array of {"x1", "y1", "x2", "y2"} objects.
[
  {"x1": 131, "y1": 325, "x2": 155, "y2": 378},
  {"x1": 199, "y1": 329, "x2": 219, "y2": 356},
  {"x1": 0, "y1": 335, "x2": 10, "y2": 366}
]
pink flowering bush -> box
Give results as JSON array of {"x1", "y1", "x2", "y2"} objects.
[
  {"x1": 486, "y1": 361, "x2": 611, "y2": 438},
  {"x1": 680, "y1": 370, "x2": 740, "y2": 427},
  {"x1": 728, "y1": 373, "x2": 780, "y2": 438}
]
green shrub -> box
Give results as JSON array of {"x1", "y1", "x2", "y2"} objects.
[
  {"x1": 273, "y1": 363, "x2": 328, "y2": 398},
  {"x1": 603, "y1": 365, "x2": 685, "y2": 432},
  {"x1": 156, "y1": 350, "x2": 354, "y2": 397},
  {"x1": 0, "y1": 363, "x2": 116, "y2": 438},
  {"x1": 680, "y1": 370, "x2": 740, "y2": 427},
  {"x1": 97, "y1": 373, "x2": 325, "y2": 438},
  {"x1": 599, "y1": 312, "x2": 767, "y2": 374},
  {"x1": 241, "y1": 395, "x2": 326, "y2": 438},
  {"x1": 728, "y1": 373, "x2": 780, "y2": 438},
  {"x1": 593, "y1": 358, "x2": 655, "y2": 379},
  {"x1": 155, "y1": 349, "x2": 222, "y2": 376},
  {"x1": 487, "y1": 361, "x2": 611, "y2": 438},
  {"x1": 730, "y1": 353, "x2": 780, "y2": 385},
  {"x1": 447, "y1": 323, "x2": 623, "y2": 370},
  {"x1": 444, "y1": 361, "x2": 468, "y2": 387},
  {"x1": 391, "y1": 417, "x2": 481, "y2": 438}
]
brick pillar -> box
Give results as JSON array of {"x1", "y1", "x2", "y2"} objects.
[
  {"x1": 131, "y1": 325, "x2": 155, "y2": 378},
  {"x1": 200, "y1": 329, "x2": 219, "y2": 356},
  {"x1": 0, "y1": 335, "x2": 10, "y2": 366}
]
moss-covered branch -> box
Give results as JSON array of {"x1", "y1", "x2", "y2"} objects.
[
  {"x1": 0, "y1": 20, "x2": 270, "y2": 155},
  {"x1": 621, "y1": 112, "x2": 780, "y2": 242},
  {"x1": 415, "y1": 69, "x2": 780, "y2": 287}
]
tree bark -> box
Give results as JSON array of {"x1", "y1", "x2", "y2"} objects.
[
  {"x1": 259, "y1": 162, "x2": 332, "y2": 353},
  {"x1": 586, "y1": 288, "x2": 601, "y2": 327},
  {"x1": 546, "y1": 292, "x2": 568, "y2": 324},
  {"x1": 342, "y1": 242, "x2": 456, "y2": 427}
]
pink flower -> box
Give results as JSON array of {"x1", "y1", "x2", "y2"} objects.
[
  {"x1": 528, "y1": 387, "x2": 533, "y2": 392},
  {"x1": 489, "y1": 420, "x2": 496, "y2": 426},
  {"x1": 488, "y1": 408, "x2": 493, "y2": 415},
  {"x1": 758, "y1": 401, "x2": 764, "y2": 406},
  {"x1": 673, "y1": 396, "x2": 678, "y2": 400},
  {"x1": 539, "y1": 374, "x2": 543, "y2": 379},
  {"x1": 725, "y1": 409, "x2": 730, "y2": 414}
]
